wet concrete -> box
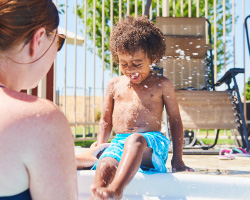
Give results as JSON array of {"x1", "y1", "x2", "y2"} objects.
[{"x1": 167, "y1": 153, "x2": 250, "y2": 177}]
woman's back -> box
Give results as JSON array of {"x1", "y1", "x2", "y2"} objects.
[
  {"x1": 0, "y1": 0, "x2": 77, "y2": 198},
  {"x1": 0, "y1": 88, "x2": 77, "y2": 199}
]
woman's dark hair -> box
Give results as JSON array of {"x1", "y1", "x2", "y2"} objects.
[
  {"x1": 110, "y1": 15, "x2": 166, "y2": 63},
  {"x1": 0, "y1": 0, "x2": 59, "y2": 51}
]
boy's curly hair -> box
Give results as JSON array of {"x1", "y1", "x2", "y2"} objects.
[{"x1": 110, "y1": 16, "x2": 166, "y2": 63}]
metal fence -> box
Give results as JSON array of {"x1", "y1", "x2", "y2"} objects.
[{"x1": 43, "y1": 0, "x2": 249, "y2": 141}]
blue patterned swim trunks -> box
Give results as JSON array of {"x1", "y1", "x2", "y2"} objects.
[{"x1": 92, "y1": 132, "x2": 170, "y2": 174}]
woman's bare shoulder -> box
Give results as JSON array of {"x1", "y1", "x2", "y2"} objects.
[{"x1": 0, "y1": 89, "x2": 70, "y2": 139}]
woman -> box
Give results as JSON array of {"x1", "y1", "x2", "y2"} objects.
[{"x1": 0, "y1": 0, "x2": 77, "y2": 199}]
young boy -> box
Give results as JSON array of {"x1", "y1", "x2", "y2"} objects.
[{"x1": 90, "y1": 16, "x2": 192, "y2": 200}]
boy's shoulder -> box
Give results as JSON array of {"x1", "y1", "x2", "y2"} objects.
[
  {"x1": 148, "y1": 75, "x2": 172, "y2": 85},
  {"x1": 108, "y1": 75, "x2": 128, "y2": 85},
  {"x1": 109, "y1": 76, "x2": 122, "y2": 82}
]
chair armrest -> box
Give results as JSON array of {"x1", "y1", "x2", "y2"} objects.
[{"x1": 215, "y1": 68, "x2": 244, "y2": 87}]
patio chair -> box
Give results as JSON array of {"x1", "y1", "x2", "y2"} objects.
[
  {"x1": 246, "y1": 15, "x2": 250, "y2": 58},
  {"x1": 143, "y1": 0, "x2": 249, "y2": 152},
  {"x1": 245, "y1": 15, "x2": 250, "y2": 139}
]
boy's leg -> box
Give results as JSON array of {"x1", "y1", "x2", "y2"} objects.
[
  {"x1": 91, "y1": 157, "x2": 119, "y2": 200},
  {"x1": 91, "y1": 133, "x2": 152, "y2": 200}
]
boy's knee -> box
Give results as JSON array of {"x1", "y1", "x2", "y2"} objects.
[
  {"x1": 126, "y1": 133, "x2": 147, "y2": 147},
  {"x1": 97, "y1": 157, "x2": 118, "y2": 172}
]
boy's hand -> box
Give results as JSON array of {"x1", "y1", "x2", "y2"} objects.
[
  {"x1": 90, "y1": 142, "x2": 110, "y2": 157},
  {"x1": 76, "y1": 142, "x2": 110, "y2": 169},
  {"x1": 171, "y1": 158, "x2": 194, "y2": 172}
]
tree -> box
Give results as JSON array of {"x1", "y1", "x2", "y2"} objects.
[
  {"x1": 244, "y1": 78, "x2": 250, "y2": 101},
  {"x1": 76, "y1": 0, "x2": 235, "y2": 75}
]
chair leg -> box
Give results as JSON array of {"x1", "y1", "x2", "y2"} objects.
[
  {"x1": 231, "y1": 129, "x2": 242, "y2": 147},
  {"x1": 202, "y1": 129, "x2": 220, "y2": 150}
]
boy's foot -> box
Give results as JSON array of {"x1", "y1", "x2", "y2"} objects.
[{"x1": 91, "y1": 184, "x2": 123, "y2": 200}]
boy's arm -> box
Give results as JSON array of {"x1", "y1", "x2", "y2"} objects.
[
  {"x1": 161, "y1": 78, "x2": 193, "y2": 171},
  {"x1": 97, "y1": 80, "x2": 115, "y2": 144}
]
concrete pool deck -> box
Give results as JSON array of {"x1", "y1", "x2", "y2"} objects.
[{"x1": 75, "y1": 146, "x2": 250, "y2": 177}]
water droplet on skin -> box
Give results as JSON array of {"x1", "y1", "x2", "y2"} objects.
[
  {"x1": 134, "y1": 120, "x2": 136, "y2": 122},
  {"x1": 184, "y1": 27, "x2": 187, "y2": 30},
  {"x1": 146, "y1": 122, "x2": 149, "y2": 125},
  {"x1": 196, "y1": 45, "x2": 201, "y2": 48},
  {"x1": 158, "y1": 84, "x2": 162, "y2": 87},
  {"x1": 189, "y1": 42, "x2": 193, "y2": 44},
  {"x1": 144, "y1": 85, "x2": 148, "y2": 88},
  {"x1": 192, "y1": 53, "x2": 198, "y2": 56},
  {"x1": 166, "y1": 96, "x2": 170, "y2": 98}
]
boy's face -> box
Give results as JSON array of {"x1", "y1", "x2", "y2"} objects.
[{"x1": 118, "y1": 50, "x2": 154, "y2": 84}]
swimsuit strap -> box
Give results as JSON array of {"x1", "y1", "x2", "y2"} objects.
[{"x1": 0, "y1": 189, "x2": 31, "y2": 200}]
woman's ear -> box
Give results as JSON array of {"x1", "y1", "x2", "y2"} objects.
[{"x1": 29, "y1": 27, "x2": 46, "y2": 59}]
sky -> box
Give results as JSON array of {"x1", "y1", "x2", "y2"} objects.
[{"x1": 55, "y1": 0, "x2": 250, "y2": 97}]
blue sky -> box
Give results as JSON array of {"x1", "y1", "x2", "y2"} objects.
[{"x1": 55, "y1": 0, "x2": 250, "y2": 96}]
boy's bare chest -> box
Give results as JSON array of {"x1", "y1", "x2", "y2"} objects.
[{"x1": 113, "y1": 83, "x2": 162, "y2": 104}]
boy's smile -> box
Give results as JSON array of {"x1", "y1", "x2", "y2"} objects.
[{"x1": 118, "y1": 50, "x2": 154, "y2": 84}]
